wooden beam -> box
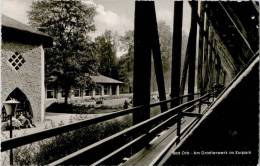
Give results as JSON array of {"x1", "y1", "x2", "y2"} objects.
[
  {"x1": 250, "y1": 0, "x2": 260, "y2": 14},
  {"x1": 171, "y1": 1, "x2": 183, "y2": 108},
  {"x1": 181, "y1": 112, "x2": 202, "y2": 118},
  {"x1": 197, "y1": 2, "x2": 205, "y2": 95},
  {"x1": 215, "y1": 53, "x2": 222, "y2": 85},
  {"x1": 207, "y1": 25, "x2": 213, "y2": 90},
  {"x1": 202, "y1": 12, "x2": 210, "y2": 92},
  {"x1": 180, "y1": 37, "x2": 190, "y2": 97},
  {"x1": 133, "y1": 1, "x2": 168, "y2": 122},
  {"x1": 151, "y1": 2, "x2": 168, "y2": 112},
  {"x1": 133, "y1": 1, "x2": 152, "y2": 124},
  {"x1": 218, "y1": 1, "x2": 254, "y2": 55},
  {"x1": 187, "y1": 1, "x2": 198, "y2": 101}
]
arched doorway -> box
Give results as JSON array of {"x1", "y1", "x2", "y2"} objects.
[{"x1": 2, "y1": 88, "x2": 33, "y2": 122}]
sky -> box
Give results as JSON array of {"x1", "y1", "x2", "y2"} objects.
[{"x1": 2, "y1": 0, "x2": 191, "y2": 56}]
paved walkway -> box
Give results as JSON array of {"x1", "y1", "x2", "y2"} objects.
[
  {"x1": 1, "y1": 113, "x2": 102, "y2": 141},
  {"x1": 1, "y1": 97, "x2": 130, "y2": 140}
]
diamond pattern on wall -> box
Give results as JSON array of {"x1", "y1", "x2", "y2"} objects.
[{"x1": 8, "y1": 52, "x2": 26, "y2": 71}]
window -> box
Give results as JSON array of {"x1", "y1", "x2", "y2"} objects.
[
  {"x1": 8, "y1": 52, "x2": 26, "y2": 71},
  {"x1": 46, "y1": 90, "x2": 56, "y2": 99},
  {"x1": 74, "y1": 89, "x2": 80, "y2": 97},
  {"x1": 84, "y1": 89, "x2": 91, "y2": 96}
]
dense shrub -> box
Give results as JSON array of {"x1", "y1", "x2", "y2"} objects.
[
  {"x1": 12, "y1": 115, "x2": 132, "y2": 165},
  {"x1": 46, "y1": 102, "x2": 124, "y2": 114},
  {"x1": 46, "y1": 103, "x2": 92, "y2": 114}
]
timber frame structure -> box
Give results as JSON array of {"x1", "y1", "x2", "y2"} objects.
[{"x1": 1, "y1": 1, "x2": 259, "y2": 165}]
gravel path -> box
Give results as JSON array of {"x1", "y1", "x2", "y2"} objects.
[{"x1": 1, "y1": 113, "x2": 103, "y2": 140}]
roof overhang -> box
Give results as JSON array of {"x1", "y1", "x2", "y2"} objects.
[{"x1": 2, "y1": 26, "x2": 53, "y2": 48}]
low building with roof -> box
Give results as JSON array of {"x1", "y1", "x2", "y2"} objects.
[
  {"x1": 45, "y1": 74, "x2": 123, "y2": 107},
  {"x1": 1, "y1": 15, "x2": 52, "y2": 122},
  {"x1": 90, "y1": 74, "x2": 123, "y2": 96}
]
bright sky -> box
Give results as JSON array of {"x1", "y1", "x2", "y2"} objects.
[{"x1": 2, "y1": 0, "x2": 191, "y2": 56}]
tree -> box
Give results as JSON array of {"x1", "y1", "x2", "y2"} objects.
[
  {"x1": 118, "y1": 22, "x2": 173, "y2": 93},
  {"x1": 95, "y1": 30, "x2": 118, "y2": 79},
  {"x1": 117, "y1": 31, "x2": 134, "y2": 93},
  {"x1": 151, "y1": 21, "x2": 172, "y2": 92},
  {"x1": 28, "y1": 0, "x2": 97, "y2": 104},
  {"x1": 157, "y1": 21, "x2": 172, "y2": 72}
]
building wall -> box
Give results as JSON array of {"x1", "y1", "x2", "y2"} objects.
[
  {"x1": 1, "y1": 41, "x2": 44, "y2": 122},
  {"x1": 45, "y1": 84, "x2": 121, "y2": 108}
]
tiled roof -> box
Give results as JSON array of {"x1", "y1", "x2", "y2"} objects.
[
  {"x1": 2, "y1": 15, "x2": 50, "y2": 38},
  {"x1": 90, "y1": 75, "x2": 123, "y2": 84}
]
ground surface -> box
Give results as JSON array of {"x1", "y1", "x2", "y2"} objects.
[{"x1": 1, "y1": 98, "x2": 131, "y2": 140}]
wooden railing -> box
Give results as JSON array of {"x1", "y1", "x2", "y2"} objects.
[{"x1": 1, "y1": 92, "x2": 214, "y2": 165}]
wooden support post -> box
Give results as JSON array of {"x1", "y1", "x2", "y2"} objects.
[
  {"x1": 208, "y1": 26, "x2": 216, "y2": 93},
  {"x1": 171, "y1": 1, "x2": 183, "y2": 108},
  {"x1": 176, "y1": 114, "x2": 181, "y2": 144},
  {"x1": 207, "y1": 26, "x2": 212, "y2": 91},
  {"x1": 133, "y1": 1, "x2": 152, "y2": 125},
  {"x1": 151, "y1": 3, "x2": 167, "y2": 112},
  {"x1": 198, "y1": 101, "x2": 202, "y2": 113},
  {"x1": 202, "y1": 13, "x2": 210, "y2": 93},
  {"x1": 180, "y1": 21, "x2": 192, "y2": 96},
  {"x1": 180, "y1": 37, "x2": 190, "y2": 98},
  {"x1": 215, "y1": 53, "x2": 222, "y2": 85},
  {"x1": 187, "y1": 1, "x2": 198, "y2": 101},
  {"x1": 197, "y1": 2, "x2": 205, "y2": 95},
  {"x1": 210, "y1": 27, "x2": 215, "y2": 91},
  {"x1": 133, "y1": 1, "x2": 167, "y2": 123},
  {"x1": 180, "y1": 1, "x2": 198, "y2": 102}
]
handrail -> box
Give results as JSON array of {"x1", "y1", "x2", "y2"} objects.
[
  {"x1": 149, "y1": 92, "x2": 201, "y2": 107},
  {"x1": 49, "y1": 93, "x2": 210, "y2": 165},
  {"x1": 91, "y1": 105, "x2": 197, "y2": 166},
  {"x1": 1, "y1": 93, "x2": 202, "y2": 152},
  {"x1": 152, "y1": 55, "x2": 260, "y2": 166}
]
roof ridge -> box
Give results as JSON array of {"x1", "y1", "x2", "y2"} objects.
[
  {"x1": 2, "y1": 14, "x2": 50, "y2": 38},
  {"x1": 90, "y1": 75, "x2": 123, "y2": 84}
]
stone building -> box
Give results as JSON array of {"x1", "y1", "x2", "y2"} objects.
[{"x1": 1, "y1": 15, "x2": 52, "y2": 122}]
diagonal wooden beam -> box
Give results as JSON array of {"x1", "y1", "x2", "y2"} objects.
[
  {"x1": 171, "y1": 1, "x2": 183, "y2": 108},
  {"x1": 218, "y1": 1, "x2": 254, "y2": 55}
]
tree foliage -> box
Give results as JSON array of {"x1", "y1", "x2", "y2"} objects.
[
  {"x1": 157, "y1": 21, "x2": 172, "y2": 72},
  {"x1": 118, "y1": 21, "x2": 172, "y2": 93},
  {"x1": 117, "y1": 31, "x2": 134, "y2": 93},
  {"x1": 95, "y1": 30, "x2": 118, "y2": 79},
  {"x1": 28, "y1": 0, "x2": 97, "y2": 104},
  {"x1": 151, "y1": 21, "x2": 172, "y2": 91}
]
